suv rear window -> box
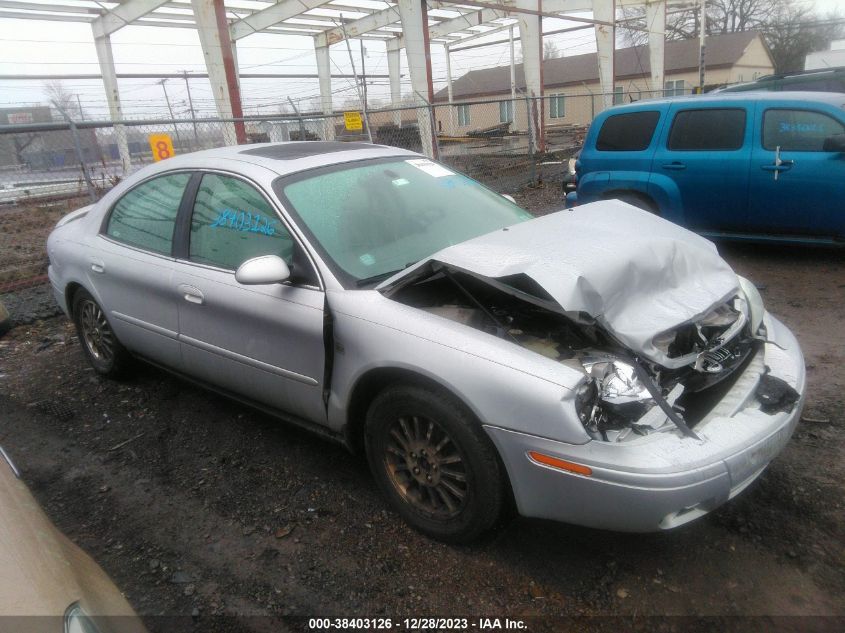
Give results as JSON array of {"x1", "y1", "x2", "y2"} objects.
[
  {"x1": 668, "y1": 109, "x2": 746, "y2": 150},
  {"x1": 596, "y1": 111, "x2": 660, "y2": 151}
]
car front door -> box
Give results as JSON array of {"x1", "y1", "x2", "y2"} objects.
[
  {"x1": 93, "y1": 171, "x2": 192, "y2": 368},
  {"x1": 172, "y1": 171, "x2": 327, "y2": 425},
  {"x1": 654, "y1": 105, "x2": 751, "y2": 231},
  {"x1": 747, "y1": 105, "x2": 845, "y2": 237}
]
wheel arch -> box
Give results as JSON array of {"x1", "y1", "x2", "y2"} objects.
[
  {"x1": 343, "y1": 367, "x2": 473, "y2": 455},
  {"x1": 64, "y1": 281, "x2": 84, "y2": 317},
  {"x1": 602, "y1": 189, "x2": 659, "y2": 214},
  {"x1": 344, "y1": 365, "x2": 517, "y2": 517}
]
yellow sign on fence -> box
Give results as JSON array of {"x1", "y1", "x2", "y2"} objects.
[
  {"x1": 344, "y1": 111, "x2": 363, "y2": 131},
  {"x1": 149, "y1": 133, "x2": 175, "y2": 161}
]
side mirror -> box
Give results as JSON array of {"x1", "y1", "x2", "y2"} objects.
[
  {"x1": 822, "y1": 134, "x2": 845, "y2": 153},
  {"x1": 235, "y1": 255, "x2": 290, "y2": 285},
  {"x1": 502, "y1": 194, "x2": 516, "y2": 204}
]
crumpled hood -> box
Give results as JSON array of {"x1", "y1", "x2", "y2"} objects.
[{"x1": 379, "y1": 200, "x2": 740, "y2": 365}]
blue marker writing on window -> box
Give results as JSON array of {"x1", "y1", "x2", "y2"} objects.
[{"x1": 210, "y1": 209, "x2": 276, "y2": 235}]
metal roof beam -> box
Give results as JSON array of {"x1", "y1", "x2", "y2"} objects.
[
  {"x1": 229, "y1": 0, "x2": 327, "y2": 40},
  {"x1": 314, "y1": 4, "x2": 401, "y2": 46},
  {"x1": 91, "y1": 0, "x2": 171, "y2": 36},
  {"x1": 0, "y1": 8, "x2": 93, "y2": 21}
]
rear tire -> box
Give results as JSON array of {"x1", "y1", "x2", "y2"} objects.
[
  {"x1": 72, "y1": 288, "x2": 131, "y2": 378},
  {"x1": 365, "y1": 383, "x2": 507, "y2": 543}
]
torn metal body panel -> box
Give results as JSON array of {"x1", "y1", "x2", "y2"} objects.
[{"x1": 378, "y1": 201, "x2": 741, "y2": 368}]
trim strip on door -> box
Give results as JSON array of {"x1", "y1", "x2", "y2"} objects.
[
  {"x1": 112, "y1": 311, "x2": 178, "y2": 340},
  {"x1": 179, "y1": 333, "x2": 319, "y2": 386}
]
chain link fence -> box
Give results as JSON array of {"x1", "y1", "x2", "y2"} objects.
[{"x1": 1, "y1": 90, "x2": 695, "y2": 289}]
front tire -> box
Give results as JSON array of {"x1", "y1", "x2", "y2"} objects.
[
  {"x1": 365, "y1": 383, "x2": 507, "y2": 543},
  {"x1": 72, "y1": 288, "x2": 131, "y2": 377}
]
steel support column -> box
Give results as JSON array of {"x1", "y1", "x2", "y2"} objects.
[
  {"x1": 516, "y1": 0, "x2": 544, "y2": 152},
  {"x1": 92, "y1": 32, "x2": 131, "y2": 171},
  {"x1": 645, "y1": 0, "x2": 665, "y2": 95},
  {"x1": 397, "y1": 0, "x2": 437, "y2": 159},
  {"x1": 593, "y1": 0, "x2": 615, "y2": 110},
  {"x1": 192, "y1": 0, "x2": 246, "y2": 144},
  {"x1": 315, "y1": 43, "x2": 335, "y2": 140}
]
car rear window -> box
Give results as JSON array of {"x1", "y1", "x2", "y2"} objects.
[
  {"x1": 105, "y1": 172, "x2": 190, "y2": 255},
  {"x1": 668, "y1": 109, "x2": 746, "y2": 151},
  {"x1": 595, "y1": 111, "x2": 660, "y2": 151}
]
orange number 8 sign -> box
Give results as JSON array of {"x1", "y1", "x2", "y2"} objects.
[{"x1": 148, "y1": 134, "x2": 175, "y2": 162}]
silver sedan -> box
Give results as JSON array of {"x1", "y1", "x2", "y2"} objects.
[{"x1": 47, "y1": 142, "x2": 805, "y2": 542}]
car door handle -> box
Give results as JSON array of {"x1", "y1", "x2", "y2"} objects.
[
  {"x1": 761, "y1": 162, "x2": 793, "y2": 171},
  {"x1": 661, "y1": 162, "x2": 686, "y2": 171},
  {"x1": 90, "y1": 258, "x2": 105, "y2": 274},
  {"x1": 177, "y1": 284, "x2": 204, "y2": 305}
]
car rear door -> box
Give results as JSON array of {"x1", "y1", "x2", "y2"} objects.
[
  {"x1": 653, "y1": 104, "x2": 752, "y2": 231},
  {"x1": 747, "y1": 103, "x2": 845, "y2": 237},
  {"x1": 172, "y1": 170, "x2": 328, "y2": 425},
  {"x1": 93, "y1": 171, "x2": 192, "y2": 368}
]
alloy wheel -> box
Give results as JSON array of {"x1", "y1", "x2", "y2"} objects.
[{"x1": 383, "y1": 415, "x2": 469, "y2": 518}]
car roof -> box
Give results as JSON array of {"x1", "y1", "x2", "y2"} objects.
[
  {"x1": 156, "y1": 141, "x2": 419, "y2": 177},
  {"x1": 605, "y1": 90, "x2": 845, "y2": 112}
]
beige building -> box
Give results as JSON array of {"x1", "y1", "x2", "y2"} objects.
[{"x1": 433, "y1": 31, "x2": 775, "y2": 137}]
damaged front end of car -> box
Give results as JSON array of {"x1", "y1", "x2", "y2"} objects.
[{"x1": 375, "y1": 207, "x2": 801, "y2": 447}]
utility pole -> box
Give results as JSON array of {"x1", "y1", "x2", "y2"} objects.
[
  {"x1": 360, "y1": 40, "x2": 368, "y2": 110},
  {"x1": 158, "y1": 78, "x2": 184, "y2": 149},
  {"x1": 698, "y1": 0, "x2": 707, "y2": 91},
  {"x1": 182, "y1": 70, "x2": 200, "y2": 147}
]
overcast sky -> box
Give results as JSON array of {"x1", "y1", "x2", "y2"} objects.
[{"x1": 0, "y1": 0, "x2": 840, "y2": 120}]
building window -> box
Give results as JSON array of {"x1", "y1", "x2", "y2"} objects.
[
  {"x1": 549, "y1": 94, "x2": 566, "y2": 118},
  {"x1": 457, "y1": 104, "x2": 471, "y2": 127},
  {"x1": 612, "y1": 86, "x2": 624, "y2": 105},
  {"x1": 499, "y1": 100, "x2": 514, "y2": 123},
  {"x1": 664, "y1": 79, "x2": 685, "y2": 97}
]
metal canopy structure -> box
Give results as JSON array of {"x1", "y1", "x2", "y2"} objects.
[{"x1": 1, "y1": 0, "x2": 680, "y2": 160}]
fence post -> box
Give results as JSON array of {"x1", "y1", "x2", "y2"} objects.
[
  {"x1": 429, "y1": 103, "x2": 441, "y2": 160},
  {"x1": 52, "y1": 101, "x2": 97, "y2": 203},
  {"x1": 525, "y1": 96, "x2": 536, "y2": 185}
]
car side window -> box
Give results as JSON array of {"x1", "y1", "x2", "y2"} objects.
[
  {"x1": 668, "y1": 109, "x2": 746, "y2": 151},
  {"x1": 189, "y1": 173, "x2": 295, "y2": 271},
  {"x1": 762, "y1": 109, "x2": 845, "y2": 152},
  {"x1": 105, "y1": 172, "x2": 190, "y2": 255},
  {"x1": 595, "y1": 111, "x2": 660, "y2": 151}
]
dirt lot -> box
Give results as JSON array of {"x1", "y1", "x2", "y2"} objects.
[{"x1": 0, "y1": 187, "x2": 843, "y2": 632}]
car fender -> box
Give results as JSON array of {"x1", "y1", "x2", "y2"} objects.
[
  {"x1": 324, "y1": 290, "x2": 591, "y2": 446},
  {"x1": 577, "y1": 170, "x2": 651, "y2": 206},
  {"x1": 645, "y1": 173, "x2": 686, "y2": 225}
]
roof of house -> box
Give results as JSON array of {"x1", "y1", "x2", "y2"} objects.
[{"x1": 434, "y1": 31, "x2": 764, "y2": 101}]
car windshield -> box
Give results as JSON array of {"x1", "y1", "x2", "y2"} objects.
[{"x1": 276, "y1": 158, "x2": 534, "y2": 286}]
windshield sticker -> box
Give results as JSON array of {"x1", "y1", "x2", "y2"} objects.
[
  {"x1": 406, "y1": 159, "x2": 454, "y2": 178},
  {"x1": 391, "y1": 178, "x2": 410, "y2": 187},
  {"x1": 359, "y1": 253, "x2": 376, "y2": 266},
  {"x1": 210, "y1": 209, "x2": 276, "y2": 236}
]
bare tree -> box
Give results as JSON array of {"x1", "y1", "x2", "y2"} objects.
[
  {"x1": 543, "y1": 40, "x2": 561, "y2": 60},
  {"x1": 620, "y1": 0, "x2": 843, "y2": 73},
  {"x1": 42, "y1": 80, "x2": 84, "y2": 120}
]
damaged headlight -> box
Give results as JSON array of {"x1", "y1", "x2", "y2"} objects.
[{"x1": 577, "y1": 357, "x2": 658, "y2": 440}]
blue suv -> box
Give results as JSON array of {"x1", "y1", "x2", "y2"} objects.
[{"x1": 569, "y1": 92, "x2": 845, "y2": 244}]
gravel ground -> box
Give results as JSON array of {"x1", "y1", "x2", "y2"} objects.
[{"x1": 0, "y1": 188, "x2": 843, "y2": 632}]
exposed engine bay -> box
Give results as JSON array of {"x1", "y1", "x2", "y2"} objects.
[{"x1": 389, "y1": 266, "x2": 764, "y2": 443}]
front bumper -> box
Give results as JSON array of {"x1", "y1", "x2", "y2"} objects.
[{"x1": 485, "y1": 313, "x2": 805, "y2": 532}]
